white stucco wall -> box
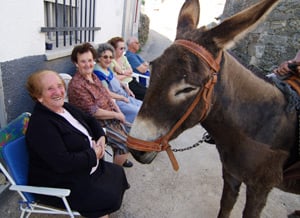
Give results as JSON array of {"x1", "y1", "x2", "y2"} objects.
[
  {"x1": 0, "y1": 0, "x2": 137, "y2": 62},
  {"x1": 0, "y1": 0, "x2": 45, "y2": 62},
  {"x1": 94, "y1": 0, "x2": 125, "y2": 43}
]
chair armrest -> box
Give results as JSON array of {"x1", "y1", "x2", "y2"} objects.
[
  {"x1": 132, "y1": 72, "x2": 149, "y2": 79},
  {"x1": 132, "y1": 73, "x2": 150, "y2": 87},
  {"x1": 10, "y1": 185, "x2": 71, "y2": 197}
]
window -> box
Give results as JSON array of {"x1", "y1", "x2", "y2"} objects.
[{"x1": 41, "y1": 0, "x2": 100, "y2": 50}]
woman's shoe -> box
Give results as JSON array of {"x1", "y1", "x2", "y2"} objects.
[{"x1": 123, "y1": 159, "x2": 133, "y2": 168}]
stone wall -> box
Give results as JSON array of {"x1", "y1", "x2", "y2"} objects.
[
  {"x1": 222, "y1": 0, "x2": 300, "y2": 73},
  {"x1": 138, "y1": 13, "x2": 150, "y2": 47}
]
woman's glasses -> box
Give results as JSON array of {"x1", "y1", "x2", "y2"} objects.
[{"x1": 102, "y1": 55, "x2": 113, "y2": 59}]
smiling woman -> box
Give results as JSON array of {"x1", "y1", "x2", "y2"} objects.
[
  {"x1": 26, "y1": 70, "x2": 66, "y2": 113},
  {"x1": 68, "y1": 42, "x2": 134, "y2": 168},
  {"x1": 25, "y1": 70, "x2": 129, "y2": 218},
  {"x1": 27, "y1": 70, "x2": 65, "y2": 113},
  {"x1": 94, "y1": 43, "x2": 142, "y2": 124}
]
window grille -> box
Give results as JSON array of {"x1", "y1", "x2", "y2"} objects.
[{"x1": 41, "y1": 0, "x2": 101, "y2": 49}]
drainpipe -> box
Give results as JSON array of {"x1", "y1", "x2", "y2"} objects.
[
  {"x1": 122, "y1": 0, "x2": 140, "y2": 39},
  {"x1": 122, "y1": 0, "x2": 127, "y2": 38}
]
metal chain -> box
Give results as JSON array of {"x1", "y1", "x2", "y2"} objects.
[
  {"x1": 171, "y1": 131, "x2": 213, "y2": 152},
  {"x1": 172, "y1": 139, "x2": 204, "y2": 152}
]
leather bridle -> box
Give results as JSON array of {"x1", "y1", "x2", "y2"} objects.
[{"x1": 126, "y1": 39, "x2": 223, "y2": 171}]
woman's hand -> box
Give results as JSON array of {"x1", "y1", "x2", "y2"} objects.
[
  {"x1": 123, "y1": 69, "x2": 133, "y2": 76},
  {"x1": 122, "y1": 96, "x2": 130, "y2": 103},
  {"x1": 92, "y1": 138, "x2": 105, "y2": 159},
  {"x1": 114, "y1": 111, "x2": 126, "y2": 123},
  {"x1": 122, "y1": 84, "x2": 135, "y2": 98},
  {"x1": 96, "y1": 136, "x2": 106, "y2": 149},
  {"x1": 127, "y1": 89, "x2": 135, "y2": 97}
]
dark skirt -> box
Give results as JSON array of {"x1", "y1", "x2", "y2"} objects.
[
  {"x1": 129, "y1": 78, "x2": 147, "y2": 100},
  {"x1": 35, "y1": 160, "x2": 130, "y2": 218}
]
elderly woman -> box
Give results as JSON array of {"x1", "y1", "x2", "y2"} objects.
[
  {"x1": 68, "y1": 42, "x2": 133, "y2": 168},
  {"x1": 94, "y1": 43, "x2": 142, "y2": 124},
  {"x1": 108, "y1": 36, "x2": 147, "y2": 100},
  {"x1": 26, "y1": 70, "x2": 129, "y2": 218}
]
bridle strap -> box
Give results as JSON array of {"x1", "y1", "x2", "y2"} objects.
[
  {"x1": 160, "y1": 73, "x2": 218, "y2": 149},
  {"x1": 127, "y1": 39, "x2": 222, "y2": 171},
  {"x1": 127, "y1": 74, "x2": 217, "y2": 170},
  {"x1": 174, "y1": 39, "x2": 221, "y2": 72}
]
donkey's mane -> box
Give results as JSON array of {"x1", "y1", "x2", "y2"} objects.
[{"x1": 228, "y1": 50, "x2": 273, "y2": 84}]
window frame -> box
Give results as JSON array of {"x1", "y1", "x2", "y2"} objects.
[{"x1": 41, "y1": 0, "x2": 100, "y2": 57}]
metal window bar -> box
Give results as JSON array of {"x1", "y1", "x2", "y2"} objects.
[
  {"x1": 69, "y1": 0, "x2": 72, "y2": 46},
  {"x1": 80, "y1": 0, "x2": 83, "y2": 43},
  {"x1": 88, "y1": 0, "x2": 92, "y2": 42},
  {"x1": 41, "y1": 0, "x2": 100, "y2": 49},
  {"x1": 84, "y1": 0, "x2": 87, "y2": 42},
  {"x1": 75, "y1": 0, "x2": 78, "y2": 43},
  {"x1": 92, "y1": 0, "x2": 95, "y2": 41},
  {"x1": 55, "y1": 0, "x2": 59, "y2": 47},
  {"x1": 63, "y1": 0, "x2": 66, "y2": 46}
]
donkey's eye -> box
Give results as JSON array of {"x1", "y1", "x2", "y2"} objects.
[{"x1": 175, "y1": 87, "x2": 197, "y2": 96}]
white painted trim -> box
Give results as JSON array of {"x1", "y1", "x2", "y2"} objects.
[{"x1": 45, "y1": 47, "x2": 73, "y2": 61}]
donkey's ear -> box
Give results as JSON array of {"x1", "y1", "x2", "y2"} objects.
[
  {"x1": 176, "y1": 0, "x2": 200, "y2": 39},
  {"x1": 210, "y1": 0, "x2": 280, "y2": 50}
]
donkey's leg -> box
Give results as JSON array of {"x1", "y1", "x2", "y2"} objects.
[
  {"x1": 242, "y1": 185, "x2": 272, "y2": 218},
  {"x1": 217, "y1": 168, "x2": 242, "y2": 218}
]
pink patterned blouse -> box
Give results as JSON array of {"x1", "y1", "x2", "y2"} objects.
[{"x1": 68, "y1": 72, "x2": 117, "y2": 115}]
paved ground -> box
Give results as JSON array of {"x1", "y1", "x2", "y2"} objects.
[{"x1": 1, "y1": 0, "x2": 300, "y2": 217}]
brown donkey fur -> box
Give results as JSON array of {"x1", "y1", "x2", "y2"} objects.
[{"x1": 128, "y1": 0, "x2": 300, "y2": 217}]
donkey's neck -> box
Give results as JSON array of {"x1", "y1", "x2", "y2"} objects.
[
  {"x1": 219, "y1": 52, "x2": 282, "y2": 104},
  {"x1": 202, "y1": 51, "x2": 293, "y2": 145}
]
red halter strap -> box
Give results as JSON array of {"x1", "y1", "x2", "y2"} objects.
[{"x1": 127, "y1": 39, "x2": 222, "y2": 171}]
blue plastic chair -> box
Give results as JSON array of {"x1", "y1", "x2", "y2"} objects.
[
  {"x1": 0, "y1": 113, "x2": 80, "y2": 217},
  {"x1": 0, "y1": 112, "x2": 30, "y2": 159},
  {"x1": 0, "y1": 112, "x2": 31, "y2": 194}
]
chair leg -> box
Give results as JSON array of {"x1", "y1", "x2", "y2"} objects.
[
  {"x1": 20, "y1": 210, "x2": 25, "y2": 218},
  {"x1": 19, "y1": 209, "x2": 30, "y2": 218},
  {"x1": 62, "y1": 197, "x2": 75, "y2": 218}
]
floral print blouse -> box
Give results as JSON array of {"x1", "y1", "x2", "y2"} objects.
[{"x1": 68, "y1": 72, "x2": 117, "y2": 116}]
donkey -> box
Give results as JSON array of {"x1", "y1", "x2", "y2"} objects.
[{"x1": 127, "y1": 0, "x2": 300, "y2": 217}]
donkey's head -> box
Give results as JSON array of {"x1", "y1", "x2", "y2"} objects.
[{"x1": 127, "y1": 0, "x2": 280, "y2": 166}]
